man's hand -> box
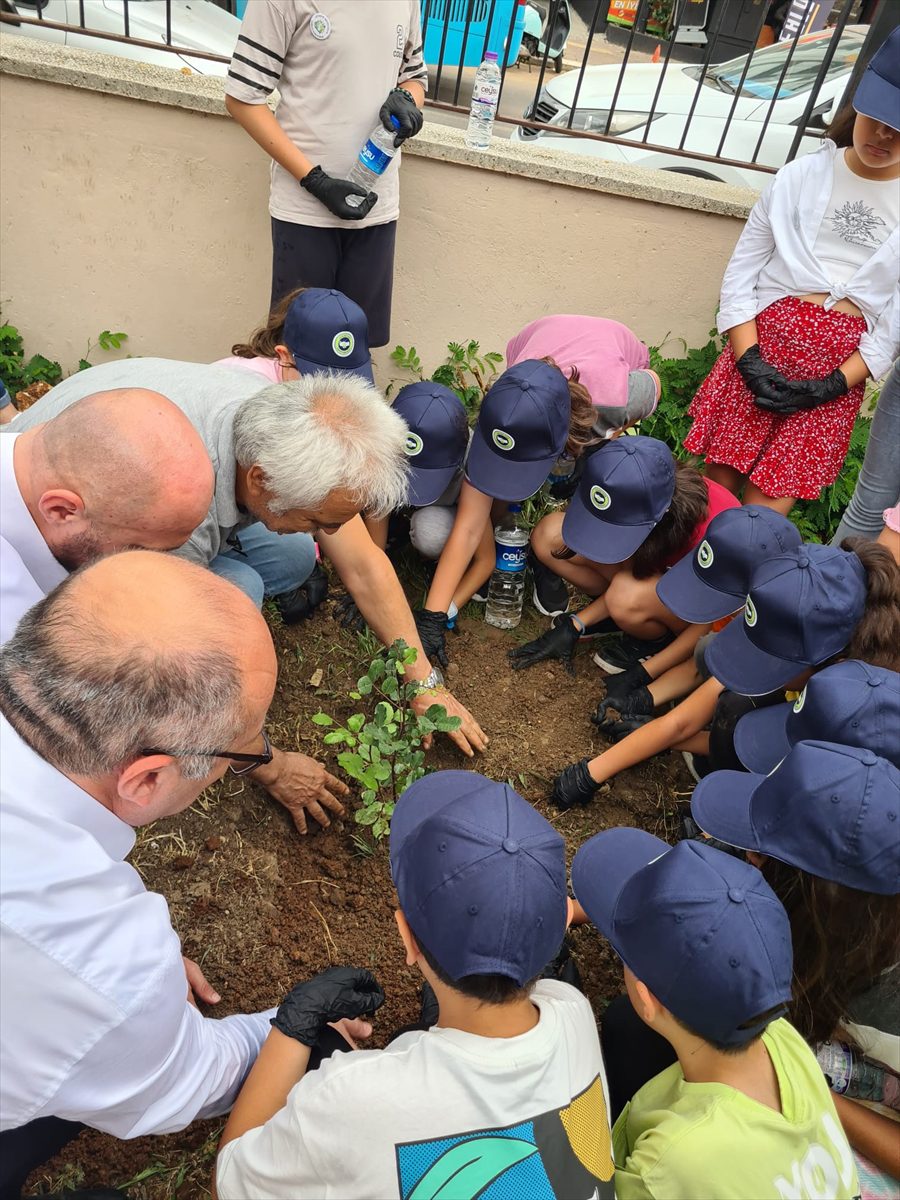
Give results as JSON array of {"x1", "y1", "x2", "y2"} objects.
[
  {"x1": 272, "y1": 967, "x2": 385, "y2": 1046},
  {"x1": 252, "y1": 746, "x2": 349, "y2": 835},
  {"x1": 735, "y1": 345, "x2": 793, "y2": 404},
  {"x1": 754, "y1": 367, "x2": 849, "y2": 415},
  {"x1": 508, "y1": 614, "x2": 580, "y2": 673},
  {"x1": 411, "y1": 686, "x2": 488, "y2": 757},
  {"x1": 300, "y1": 165, "x2": 377, "y2": 221},
  {"x1": 184, "y1": 956, "x2": 221, "y2": 1007},
  {"x1": 379, "y1": 87, "x2": 424, "y2": 145},
  {"x1": 414, "y1": 609, "x2": 450, "y2": 668}
]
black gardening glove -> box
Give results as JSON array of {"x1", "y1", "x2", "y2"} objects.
[
  {"x1": 414, "y1": 608, "x2": 450, "y2": 668},
  {"x1": 551, "y1": 758, "x2": 599, "y2": 811},
  {"x1": 271, "y1": 966, "x2": 385, "y2": 1046},
  {"x1": 379, "y1": 87, "x2": 423, "y2": 146},
  {"x1": 300, "y1": 165, "x2": 377, "y2": 221},
  {"x1": 754, "y1": 368, "x2": 849, "y2": 415},
  {"x1": 508, "y1": 614, "x2": 581, "y2": 674},
  {"x1": 735, "y1": 345, "x2": 793, "y2": 404},
  {"x1": 332, "y1": 591, "x2": 366, "y2": 633},
  {"x1": 601, "y1": 661, "x2": 652, "y2": 701},
  {"x1": 592, "y1": 685, "x2": 654, "y2": 730}
]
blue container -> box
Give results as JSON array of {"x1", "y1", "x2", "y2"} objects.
[{"x1": 422, "y1": 0, "x2": 524, "y2": 69}]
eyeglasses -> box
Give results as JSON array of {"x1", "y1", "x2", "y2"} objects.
[{"x1": 140, "y1": 729, "x2": 273, "y2": 777}]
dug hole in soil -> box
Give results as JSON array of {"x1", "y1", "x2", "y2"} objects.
[{"x1": 31, "y1": 579, "x2": 693, "y2": 1198}]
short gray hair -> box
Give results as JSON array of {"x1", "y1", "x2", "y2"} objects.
[
  {"x1": 0, "y1": 581, "x2": 244, "y2": 780},
  {"x1": 232, "y1": 373, "x2": 410, "y2": 519}
]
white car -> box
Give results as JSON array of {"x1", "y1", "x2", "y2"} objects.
[
  {"x1": 511, "y1": 26, "x2": 866, "y2": 190},
  {"x1": 2, "y1": 0, "x2": 239, "y2": 74}
]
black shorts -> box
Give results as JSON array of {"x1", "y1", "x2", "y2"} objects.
[{"x1": 271, "y1": 218, "x2": 397, "y2": 348}]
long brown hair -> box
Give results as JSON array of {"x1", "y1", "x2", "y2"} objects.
[
  {"x1": 825, "y1": 102, "x2": 857, "y2": 149},
  {"x1": 840, "y1": 538, "x2": 900, "y2": 669},
  {"x1": 553, "y1": 458, "x2": 709, "y2": 578},
  {"x1": 231, "y1": 287, "x2": 306, "y2": 359},
  {"x1": 541, "y1": 357, "x2": 602, "y2": 458},
  {"x1": 760, "y1": 859, "x2": 900, "y2": 1047}
]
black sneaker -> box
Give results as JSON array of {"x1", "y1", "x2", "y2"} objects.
[
  {"x1": 592, "y1": 631, "x2": 675, "y2": 674},
  {"x1": 471, "y1": 586, "x2": 489, "y2": 603},
  {"x1": 275, "y1": 562, "x2": 329, "y2": 624},
  {"x1": 529, "y1": 552, "x2": 569, "y2": 617}
]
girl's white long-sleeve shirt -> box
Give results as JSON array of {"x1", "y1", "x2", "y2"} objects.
[{"x1": 717, "y1": 140, "x2": 899, "y2": 380}]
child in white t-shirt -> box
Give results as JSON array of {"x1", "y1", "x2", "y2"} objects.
[{"x1": 214, "y1": 772, "x2": 615, "y2": 1200}]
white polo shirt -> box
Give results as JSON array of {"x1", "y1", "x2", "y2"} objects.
[
  {"x1": 0, "y1": 715, "x2": 272, "y2": 1136},
  {"x1": 0, "y1": 432, "x2": 67, "y2": 642}
]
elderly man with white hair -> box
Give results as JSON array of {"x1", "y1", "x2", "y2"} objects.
[{"x1": 9, "y1": 359, "x2": 487, "y2": 834}]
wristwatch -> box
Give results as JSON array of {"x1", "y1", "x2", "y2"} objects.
[{"x1": 418, "y1": 666, "x2": 445, "y2": 692}]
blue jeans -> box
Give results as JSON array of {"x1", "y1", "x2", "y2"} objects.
[
  {"x1": 210, "y1": 522, "x2": 317, "y2": 608},
  {"x1": 832, "y1": 361, "x2": 900, "y2": 544}
]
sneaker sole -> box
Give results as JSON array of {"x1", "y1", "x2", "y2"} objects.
[
  {"x1": 532, "y1": 582, "x2": 569, "y2": 619},
  {"x1": 592, "y1": 648, "x2": 628, "y2": 674},
  {"x1": 471, "y1": 592, "x2": 488, "y2": 604}
]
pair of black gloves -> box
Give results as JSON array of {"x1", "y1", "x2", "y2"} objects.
[
  {"x1": 736, "y1": 345, "x2": 848, "y2": 415},
  {"x1": 301, "y1": 89, "x2": 423, "y2": 221},
  {"x1": 551, "y1": 663, "x2": 655, "y2": 811}
]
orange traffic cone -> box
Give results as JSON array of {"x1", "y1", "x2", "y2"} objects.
[{"x1": 651, "y1": 44, "x2": 661, "y2": 63}]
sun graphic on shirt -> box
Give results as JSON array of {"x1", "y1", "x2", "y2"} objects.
[{"x1": 828, "y1": 200, "x2": 888, "y2": 249}]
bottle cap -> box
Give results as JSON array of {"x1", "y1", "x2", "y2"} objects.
[
  {"x1": 485, "y1": 51, "x2": 499, "y2": 61},
  {"x1": 390, "y1": 115, "x2": 402, "y2": 130},
  {"x1": 509, "y1": 504, "x2": 522, "y2": 513}
]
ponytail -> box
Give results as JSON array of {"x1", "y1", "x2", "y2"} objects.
[
  {"x1": 539, "y1": 357, "x2": 602, "y2": 458},
  {"x1": 231, "y1": 287, "x2": 307, "y2": 360},
  {"x1": 841, "y1": 538, "x2": 900, "y2": 669}
]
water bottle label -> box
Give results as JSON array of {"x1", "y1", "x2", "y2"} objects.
[
  {"x1": 358, "y1": 139, "x2": 392, "y2": 175},
  {"x1": 472, "y1": 80, "x2": 500, "y2": 107},
  {"x1": 495, "y1": 544, "x2": 527, "y2": 572}
]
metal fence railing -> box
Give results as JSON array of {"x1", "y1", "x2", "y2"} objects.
[{"x1": 0, "y1": 0, "x2": 891, "y2": 185}]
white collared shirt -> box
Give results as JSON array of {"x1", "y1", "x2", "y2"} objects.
[
  {"x1": 0, "y1": 432, "x2": 67, "y2": 641},
  {"x1": 717, "y1": 141, "x2": 900, "y2": 381},
  {"x1": 0, "y1": 715, "x2": 272, "y2": 1136}
]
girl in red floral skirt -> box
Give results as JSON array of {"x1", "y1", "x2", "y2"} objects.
[{"x1": 685, "y1": 29, "x2": 900, "y2": 515}]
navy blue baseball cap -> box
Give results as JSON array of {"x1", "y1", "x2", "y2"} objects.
[
  {"x1": 282, "y1": 288, "x2": 374, "y2": 381},
  {"x1": 390, "y1": 771, "x2": 568, "y2": 985},
  {"x1": 561, "y1": 436, "x2": 675, "y2": 564},
  {"x1": 656, "y1": 506, "x2": 802, "y2": 623},
  {"x1": 853, "y1": 27, "x2": 900, "y2": 131},
  {"x1": 392, "y1": 382, "x2": 469, "y2": 508},
  {"x1": 572, "y1": 832, "x2": 792, "y2": 1046},
  {"x1": 704, "y1": 544, "x2": 867, "y2": 697},
  {"x1": 466, "y1": 360, "x2": 571, "y2": 502},
  {"x1": 692, "y1": 741, "x2": 900, "y2": 896},
  {"x1": 734, "y1": 661, "x2": 900, "y2": 774}
]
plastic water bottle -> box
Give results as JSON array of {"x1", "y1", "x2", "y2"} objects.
[
  {"x1": 346, "y1": 115, "x2": 401, "y2": 208},
  {"x1": 465, "y1": 51, "x2": 502, "y2": 150},
  {"x1": 816, "y1": 1040, "x2": 900, "y2": 1111},
  {"x1": 485, "y1": 504, "x2": 529, "y2": 629}
]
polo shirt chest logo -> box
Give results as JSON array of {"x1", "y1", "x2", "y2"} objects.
[{"x1": 310, "y1": 12, "x2": 331, "y2": 40}]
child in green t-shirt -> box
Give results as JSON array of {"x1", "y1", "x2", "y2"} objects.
[{"x1": 572, "y1": 832, "x2": 860, "y2": 1200}]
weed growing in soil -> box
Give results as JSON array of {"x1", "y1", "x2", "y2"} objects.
[
  {"x1": 389, "y1": 339, "x2": 503, "y2": 422},
  {"x1": 312, "y1": 641, "x2": 461, "y2": 841}
]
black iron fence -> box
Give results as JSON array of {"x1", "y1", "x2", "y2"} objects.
[{"x1": 0, "y1": 0, "x2": 893, "y2": 184}]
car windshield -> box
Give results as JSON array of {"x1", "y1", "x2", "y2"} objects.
[{"x1": 686, "y1": 30, "x2": 863, "y2": 100}]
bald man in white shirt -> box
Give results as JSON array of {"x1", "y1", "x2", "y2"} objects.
[
  {"x1": 0, "y1": 552, "x2": 278, "y2": 1198},
  {"x1": 0, "y1": 388, "x2": 214, "y2": 642}
]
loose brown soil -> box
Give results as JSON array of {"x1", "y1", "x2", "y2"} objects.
[{"x1": 28, "y1": 579, "x2": 691, "y2": 1199}]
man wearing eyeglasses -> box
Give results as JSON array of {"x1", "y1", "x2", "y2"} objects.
[{"x1": 0, "y1": 551, "x2": 286, "y2": 1197}]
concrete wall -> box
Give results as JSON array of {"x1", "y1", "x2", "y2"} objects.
[{"x1": 0, "y1": 33, "x2": 755, "y2": 383}]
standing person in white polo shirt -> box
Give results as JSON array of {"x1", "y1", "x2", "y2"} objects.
[
  {"x1": 224, "y1": 2, "x2": 427, "y2": 347},
  {"x1": 0, "y1": 552, "x2": 280, "y2": 1198},
  {"x1": 0, "y1": 388, "x2": 214, "y2": 643}
]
